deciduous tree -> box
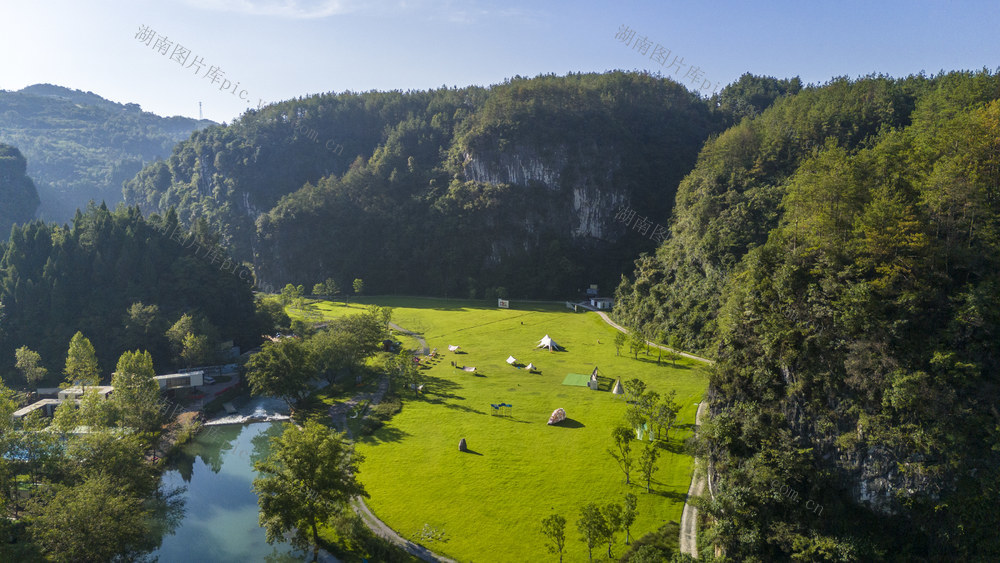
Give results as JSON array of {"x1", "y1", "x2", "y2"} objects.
[
  {"x1": 63, "y1": 331, "x2": 98, "y2": 391},
  {"x1": 253, "y1": 421, "x2": 367, "y2": 561},
  {"x1": 576, "y1": 502, "x2": 607, "y2": 562},
  {"x1": 639, "y1": 444, "x2": 660, "y2": 493},
  {"x1": 245, "y1": 338, "x2": 315, "y2": 410},
  {"x1": 608, "y1": 425, "x2": 634, "y2": 484},
  {"x1": 540, "y1": 514, "x2": 566, "y2": 562},
  {"x1": 15, "y1": 346, "x2": 47, "y2": 387}
]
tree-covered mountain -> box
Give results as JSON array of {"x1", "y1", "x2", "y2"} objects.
[
  {"x1": 0, "y1": 84, "x2": 214, "y2": 223},
  {"x1": 124, "y1": 71, "x2": 744, "y2": 298},
  {"x1": 0, "y1": 144, "x2": 40, "y2": 236},
  {"x1": 0, "y1": 204, "x2": 271, "y2": 386},
  {"x1": 615, "y1": 71, "x2": 1000, "y2": 559}
]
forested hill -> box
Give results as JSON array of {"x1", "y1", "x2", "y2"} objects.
[
  {"x1": 0, "y1": 204, "x2": 271, "y2": 384},
  {"x1": 615, "y1": 71, "x2": 1000, "y2": 559},
  {"x1": 0, "y1": 84, "x2": 214, "y2": 222},
  {"x1": 0, "y1": 144, "x2": 40, "y2": 236},
  {"x1": 123, "y1": 71, "x2": 781, "y2": 298}
]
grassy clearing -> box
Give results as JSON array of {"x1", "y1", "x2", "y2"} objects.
[{"x1": 293, "y1": 297, "x2": 709, "y2": 562}]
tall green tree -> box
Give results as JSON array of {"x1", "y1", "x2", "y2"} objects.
[
  {"x1": 639, "y1": 444, "x2": 660, "y2": 493},
  {"x1": 353, "y1": 278, "x2": 364, "y2": 297},
  {"x1": 15, "y1": 346, "x2": 47, "y2": 387},
  {"x1": 608, "y1": 425, "x2": 634, "y2": 484},
  {"x1": 245, "y1": 338, "x2": 315, "y2": 410},
  {"x1": 540, "y1": 514, "x2": 567, "y2": 562},
  {"x1": 63, "y1": 331, "x2": 99, "y2": 391},
  {"x1": 602, "y1": 502, "x2": 623, "y2": 558},
  {"x1": 576, "y1": 502, "x2": 608, "y2": 562},
  {"x1": 253, "y1": 421, "x2": 367, "y2": 561},
  {"x1": 622, "y1": 493, "x2": 638, "y2": 545},
  {"x1": 110, "y1": 350, "x2": 161, "y2": 433},
  {"x1": 25, "y1": 474, "x2": 152, "y2": 563}
]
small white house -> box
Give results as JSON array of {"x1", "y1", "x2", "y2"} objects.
[
  {"x1": 153, "y1": 371, "x2": 205, "y2": 390},
  {"x1": 12, "y1": 399, "x2": 61, "y2": 420},
  {"x1": 590, "y1": 297, "x2": 614, "y2": 310},
  {"x1": 58, "y1": 386, "x2": 114, "y2": 401}
]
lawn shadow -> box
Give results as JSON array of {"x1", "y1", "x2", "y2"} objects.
[
  {"x1": 549, "y1": 417, "x2": 585, "y2": 429},
  {"x1": 646, "y1": 487, "x2": 687, "y2": 503},
  {"x1": 443, "y1": 402, "x2": 486, "y2": 415},
  {"x1": 356, "y1": 425, "x2": 410, "y2": 446},
  {"x1": 632, "y1": 356, "x2": 694, "y2": 369},
  {"x1": 461, "y1": 448, "x2": 484, "y2": 456}
]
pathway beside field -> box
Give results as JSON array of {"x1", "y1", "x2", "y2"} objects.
[
  {"x1": 330, "y1": 322, "x2": 453, "y2": 563},
  {"x1": 585, "y1": 306, "x2": 712, "y2": 557},
  {"x1": 680, "y1": 401, "x2": 708, "y2": 558}
]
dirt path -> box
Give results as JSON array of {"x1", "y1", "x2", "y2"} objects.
[
  {"x1": 331, "y1": 323, "x2": 453, "y2": 562},
  {"x1": 679, "y1": 400, "x2": 708, "y2": 558},
  {"x1": 390, "y1": 322, "x2": 429, "y2": 354},
  {"x1": 585, "y1": 306, "x2": 712, "y2": 557},
  {"x1": 590, "y1": 309, "x2": 714, "y2": 365}
]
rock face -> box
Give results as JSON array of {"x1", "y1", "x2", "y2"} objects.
[
  {"x1": 459, "y1": 438, "x2": 468, "y2": 452},
  {"x1": 548, "y1": 408, "x2": 567, "y2": 425}
]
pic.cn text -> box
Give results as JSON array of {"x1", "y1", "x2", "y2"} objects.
[{"x1": 135, "y1": 24, "x2": 268, "y2": 111}]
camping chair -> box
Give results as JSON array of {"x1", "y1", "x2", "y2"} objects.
[{"x1": 490, "y1": 404, "x2": 500, "y2": 416}]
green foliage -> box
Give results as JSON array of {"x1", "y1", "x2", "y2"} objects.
[
  {"x1": 0, "y1": 84, "x2": 212, "y2": 222},
  {"x1": 622, "y1": 493, "x2": 638, "y2": 546},
  {"x1": 608, "y1": 425, "x2": 634, "y2": 485},
  {"x1": 0, "y1": 204, "x2": 268, "y2": 384},
  {"x1": 614, "y1": 70, "x2": 1000, "y2": 559},
  {"x1": 245, "y1": 337, "x2": 315, "y2": 410},
  {"x1": 14, "y1": 346, "x2": 46, "y2": 387},
  {"x1": 125, "y1": 72, "x2": 720, "y2": 299},
  {"x1": 110, "y1": 350, "x2": 161, "y2": 433},
  {"x1": 0, "y1": 144, "x2": 39, "y2": 235},
  {"x1": 25, "y1": 474, "x2": 153, "y2": 563},
  {"x1": 639, "y1": 444, "x2": 660, "y2": 493},
  {"x1": 540, "y1": 514, "x2": 567, "y2": 562},
  {"x1": 576, "y1": 502, "x2": 608, "y2": 562},
  {"x1": 253, "y1": 420, "x2": 367, "y2": 559},
  {"x1": 62, "y1": 331, "x2": 98, "y2": 389}
]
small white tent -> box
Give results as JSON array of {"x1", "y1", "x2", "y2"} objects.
[
  {"x1": 536, "y1": 334, "x2": 562, "y2": 351},
  {"x1": 526, "y1": 363, "x2": 537, "y2": 372},
  {"x1": 448, "y1": 345, "x2": 460, "y2": 352},
  {"x1": 506, "y1": 356, "x2": 517, "y2": 365},
  {"x1": 612, "y1": 379, "x2": 624, "y2": 395}
]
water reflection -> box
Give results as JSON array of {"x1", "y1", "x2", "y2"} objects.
[{"x1": 150, "y1": 422, "x2": 316, "y2": 562}]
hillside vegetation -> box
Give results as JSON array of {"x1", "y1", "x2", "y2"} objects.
[
  {"x1": 615, "y1": 71, "x2": 1000, "y2": 560},
  {"x1": 0, "y1": 84, "x2": 214, "y2": 222},
  {"x1": 124, "y1": 71, "x2": 764, "y2": 298}
]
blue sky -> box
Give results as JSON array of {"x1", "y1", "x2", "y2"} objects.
[{"x1": 1, "y1": 0, "x2": 998, "y2": 123}]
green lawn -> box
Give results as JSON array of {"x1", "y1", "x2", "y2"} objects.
[{"x1": 292, "y1": 297, "x2": 709, "y2": 562}]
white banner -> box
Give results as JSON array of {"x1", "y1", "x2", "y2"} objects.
[{"x1": 497, "y1": 299, "x2": 509, "y2": 309}]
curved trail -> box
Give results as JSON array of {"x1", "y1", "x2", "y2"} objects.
[
  {"x1": 331, "y1": 321, "x2": 451, "y2": 562},
  {"x1": 586, "y1": 307, "x2": 712, "y2": 557}
]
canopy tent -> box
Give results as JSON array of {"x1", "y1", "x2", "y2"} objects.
[
  {"x1": 526, "y1": 363, "x2": 537, "y2": 371},
  {"x1": 612, "y1": 379, "x2": 624, "y2": 395},
  {"x1": 536, "y1": 334, "x2": 563, "y2": 351},
  {"x1": 506, "y1": 356, "x2": 517, "y2": 365},
  {"x1": 448, "y1": 345, "x2": 460, "y2": 352}
]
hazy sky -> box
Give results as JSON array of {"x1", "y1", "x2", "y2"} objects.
[{"x1": 1, "y1": 1, "x2": 998, "y2": 123}]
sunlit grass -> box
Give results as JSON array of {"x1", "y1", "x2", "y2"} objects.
[{"x1": 294, "y1": 297, "x2": 709, "y2": 562}]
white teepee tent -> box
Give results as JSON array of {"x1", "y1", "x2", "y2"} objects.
[
  {"x1": 611, "y1": 378, "x2": 624, "y2": 395},
  {"x1": 536, "y1": 334, "x2": 562, "y2": 351}
]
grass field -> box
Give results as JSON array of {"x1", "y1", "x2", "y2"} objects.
[{"x1": 290, "y1": 297, "x2": 710, "y2": 562}]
